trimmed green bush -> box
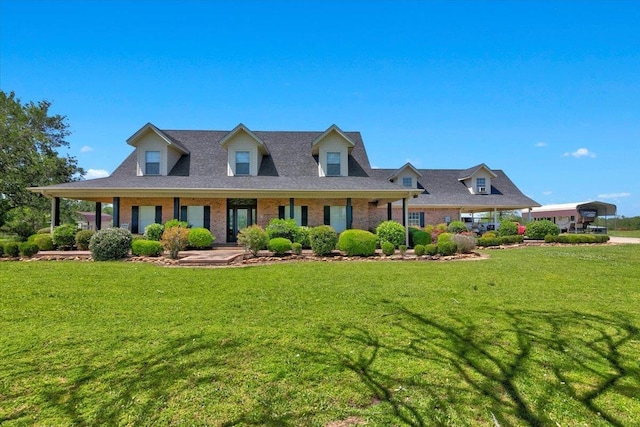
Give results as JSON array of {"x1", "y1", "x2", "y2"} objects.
[
  {"x1": 237, "y1": 225, "x2": 269, "y2": 256},
  {"x1": 164, "y1": 219, "x2": 189, "y2": 229},
  {"x1": 376, "y1": 220, "x2": 405, "y2": 248},
  {"x1": 410, "y1": 229, "x2": 432, "y2": 246},
  {"x1": 451, "y1": 234, "x2": 476, "y2": 253},
  {"x1": 381, "y1": 241, "x2": 395, "y2": 256},
  {"x1": 399, "y1": 244, "x2": 408, "y2": 256},
  {"x1": 499, "y1": 235, "x2": 524, "y2": 245},
  {"x1": 28, "y1": 234, "x2": 54, "y2": 251},
  {"x1": 545, "y1": 234, "x2": 609, "y2": 244},
  {"x1": 414, "y1": 244, "x2": 426, "y2": 256},
  {"x1": 19, "y1": 242, "x2": 39, "y2": 258},
  {"x1": 268, "y1": 237, "x2": 292, "y2": 255},
  {"x1": 482, "y1": 231, "x2": 497, "y2": 238},
  {"x1": 425, "y1": 244, "x2": 438, "y2": 256},
  {"x1": 266, "y1": 218, "x2": 298, "y2": 241},
  {"x1": 37, "y1": 227, "x2": 51, "y2": 234},
  {"x1": 447, "y1": 220, "x2": 467, "y2": 234},
  {"x1": 144, "y1": 223, "x2": 164, "y2": 241},
  {"x1": 75, "y1": 230, "x2": 95, "y2": 250},
  {"x1": 338, "y1": 229, "x2": 377, "y2": 257},
  {"x1": 438, "y1": 241, "x2": 458, "y2": 256},
  {"x1": 497, "y1": 220, "x2": 519, "y2": 237},
  {"x1": 526, "y1": 220, "x2": 559, "y2": 240},
  {"x1": 4, "y1": 242, "x2": 19, "y2": 257},
  {"x1": 437, "y1": 232, "x2": 452, "y2": 244},
  {"x1": 309, "y1": 225, "x2": 338, "y2": 256},
  {"x1": 131, "y1": 239, "x2": 164, "y2": 257},
  {"x1": 89, "y1": 228, "x2": 133, "y2": 261},
  {"x1": 291, "y1": 242, "x2": 302, "y2": 255},
  {"x1": 53, "y1": 224, "x2": 77, "y2": 250},
  {"x1": 294, "y1": 226, "x2": 311, "y2": 249},
  {"x1": 477, "y1": 237, "x2": 501, "y2": 247},
  {"x1": 188, "y1": 227, "x2": 215, "y2": 248}
]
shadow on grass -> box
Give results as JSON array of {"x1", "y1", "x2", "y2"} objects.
[{"x1": 313, "y1": 305, "x2": 639, "y2": 426}]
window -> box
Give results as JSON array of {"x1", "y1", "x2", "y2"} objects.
[
  {"x1": 402, "y1": 177, "x2": 412, "y2": 187},
  {"x1": 476, "y1": 177, "x2": 486, "y2": 193},
  {"x1": 145, "y1": 151, "x2": 160, "y2": 175},
  {"x1": 235, "y1": 151, "x2": 250, "y2": 175},
  {"x1": 138, "y1": 206, "x2": 156, "y2": 231},
  {"x1": 187, "y1": 206, "x2": 205, "y2": 228},
  {"x1": 330, "y1": 206, "x2": 347, "y2": 233},
  {"x1": 327, "y1": 152, "x2": 341, "y2": 176},
  {"x1": 279, "y1": 205, "x2": 308, "y2": 226},
  {"x1": 408, "y1": 212, "x2": 422, "y2": 227}
]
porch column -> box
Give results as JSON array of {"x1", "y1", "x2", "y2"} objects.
[
  {"x1": 346, "y1": 198, "x2": 352, "y2": 230},
  {"x1": 387, "y1": 202, "x2": 392, "y2": 221},
  {"x1": 289, "y1": 198, "x2": 295, "y2": 220},
  {"x1": 404, "y1": 197, "x2": 410, "y2": 246},
  {"x1": 113, "y1": 197, "x2": 120, "y2": 227},
  {"x1": 173, "y1": 197, "x2": 180, "y2": 219},
  {"x1": 50, "y1": 197, "x2": 61, "y2": 232},
  {"x1": 95, "y1": 202, "x2": 102, "y2": 230},
  {"x1": 493, "y1": 208, "x2": 498, "y2": 228}
]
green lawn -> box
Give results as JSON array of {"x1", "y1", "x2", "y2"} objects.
[
  {"x1": 1, "y1": 245, "x2": 639, "y2": 426},
  {"x1": 608, "y1": 229, "x2": 640, "y2": 238}
]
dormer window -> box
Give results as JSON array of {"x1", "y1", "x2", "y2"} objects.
[
  {"x1": 145, "y1": 151, "x2": 160, "y2": 175},
  {"x1": 327, "y1": 152, "x2": 341, "y2": 176},
  {"x1": 235, "y1": 151, "x2": 250, "y2": 175},
  {"x1": 402, "y1": 177, "x2": 412, "y2": 187},
  {"x1": 476, "y1": 177, "x2": 486, "y2": 194}
]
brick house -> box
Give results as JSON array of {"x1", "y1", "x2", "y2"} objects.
[{"x1": 30, "y1": 123, "x2": 539, "y2": 244}]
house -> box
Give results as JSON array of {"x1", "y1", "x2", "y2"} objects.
[
  {"x1": 77, "y1": 211, "x2": 113, "y2": 230},
  {"x1": 528, "y1": 201, "x2": 617, "y2": 233},
  {"x1": 30, "y1": 123, "x2": 540, "y2": 244}
]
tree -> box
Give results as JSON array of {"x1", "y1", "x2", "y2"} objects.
[{"x1": 0, "y1": 91, "x2": 85, "y2": 227}]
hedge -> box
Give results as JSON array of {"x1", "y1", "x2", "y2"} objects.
[
  {"x1": 338, "y1": 229, "x2": 377, "y2": 257},
  {"x1": 132, "y1": 239, "x2": 164, "y2": 257}
]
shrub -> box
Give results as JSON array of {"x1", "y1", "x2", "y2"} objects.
[
  {"x1": 414, "y1": 244, "x2": 426, "y2": 256},
  {"x1": 162, "y1": 226, "x2": 190, "y2": 259},
  {"x1": 37, "y1": 227, "x2": 51, "y2": 234},
  {"x1": 376, "y1": 220, "x2": 405, "y2": 248},
  {"x1": 75, "y1": 230, "x2": 95, "y2": 250},
  {"x1": 437, "y1": 232, "x2": 452, "y2": 244},
  {"x1": 89, "y1": 227, "x2": 133, "y2": 261},
  {"x1": 164, "y1": 219, "x2": 189, "y2": 229},
  {"x1": 188, "y1": 227, "x2": 215, "y2": 248},
  {"x1": 451, "y1": 234, "x2": 476, "y2": 253},
  {"x1": 399, "y1": 244, "x2": 408, "y2": 256},
  {"x1": 411, "y1": 229, "x2": 431, "y2": 246},
  {"x1": 144, "y1": 223, "x2": 164, "y2": 241},
  {"x1": 338, "y1": 229, "x2": 377, "y2": 256},
  {"x1": 4, "y1": 242, "x2": 19, "y2": 257},
  {"x1": 447, "y1": 220, "x2": 467, "y2": 234},
  {"x1": 423, "y1": 224, "x2": 435, "y2": 236},
  {"x1": 268, "y1": 237, "x2": 292, "y2": 255},
  {"x1": 131, "y1": 239, "x2": 164, "y2": 257},
  {"x1": 425, "y1": 243, "x2": 438, "y2": 256},
  {"x1": 477, "y1": 237, "x2": 501, "y2": 247},
  {"x1": 381, "y1": 241, "x2": 395, "y2": 256},
  {"x1": 483, "y1": 231, "x2": 497, "y2": 238},
  {"x1": 526, "y1": 220, "x2": 559, "y2": 240},
  {"x1": 438, "y1": 241, "x2": 458, "y2": 256},
  {"x1": 0, "y1": 245, "x2": 3, "y2": 257},
  {"x1": 294, "y1": 226, "x2": 311, "y2": 248},
  {"x1": 28, "y1": 234, "x2": 54, "y2": 251},
  {"x1": 497, "y1": 220, "x2": 519, "y2": 237},
  {"x1": 237, "y1": 225, "x2": 269, "y2": 256},
  {"x1": 266, "y1": 218, "x2": 298, "y2": 241},
  {"x1": 499, "y1": 235, "x2": 524, "y2": 245},
  {"x1": 596, "y1": 235, "x2": 610, "y2": 243},
  {"x1": 19, "y1": 242, "x2": 39, "y2": 258},
  {"x1": 291, "y1": 242, "x2": 302, "y2": 255},
  {"x1": 309, "y1": 225, "x2": 338, "y2": 256},
  {"x1": 53, "y1": 224, "x2": 77, "y2": 250}
]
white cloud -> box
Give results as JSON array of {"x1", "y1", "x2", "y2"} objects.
[
  {"x1": 543, "y1": 191, "x2": 552, "y2": 195},
  {"x1": 80, "y1": 145, "x2": 94, "y2": 153},
  {"x1": 535, "y1": 142, "x2": 547, "y2": 147},
  {"x1": 84, "y1": 169, "x2": 109, "y2": 180},
  {"x1": 563, "y1": 148, "x2": 596, "y2": 158},
  {"x1": 598, "y1": 192, "x2": 631, "y2": 199}
]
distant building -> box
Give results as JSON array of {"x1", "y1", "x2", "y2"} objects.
[
  {"x1": 528, "y1": 201, "x2": 617, "y2": 233},
  {"x1": 77, "y1": 211, "x2": 112, "y2": 230}
]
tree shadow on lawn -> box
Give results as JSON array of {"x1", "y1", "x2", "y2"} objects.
[{"x1": 309, "y1": 305, "x2": 640, "y2": 426}]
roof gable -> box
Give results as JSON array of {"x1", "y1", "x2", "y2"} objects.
[
  {"x1": 458, "y1": 163, "x2": 497, "y2": 181},
  {"x1": 387, "y1": 162, "x2": 423, "y2": 181},
  {"x1": 126, "y1": 122, "x2": 189, "y2": 154},
  {"x1": 311, "y1": 124, "x2": 356, "y2": 155},
  {"x1": 219, "y1": 123, "x2": 269, "y2": 155}
]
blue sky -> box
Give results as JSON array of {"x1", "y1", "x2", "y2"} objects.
[{"x1": 1, "y1": 0, "x2": 639, "y2": 216}]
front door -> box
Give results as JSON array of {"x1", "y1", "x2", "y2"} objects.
[{"x1": 227, "y1": 199, "x2": 257, "y2": 242}]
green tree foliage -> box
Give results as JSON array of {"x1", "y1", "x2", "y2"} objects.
[{"x1": 0, "y1": 91, "x2": 85, "y2": 227}]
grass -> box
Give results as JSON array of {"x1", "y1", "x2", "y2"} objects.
[
  {"x1": 1, "y1": 245, "x2": 639, "y2": 426},
  {"x1": 608, "y1": 229, "x2": 640, "y2": 238}
]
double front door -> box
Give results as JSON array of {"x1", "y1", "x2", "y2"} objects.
[{"x1": 227, "y1": 199, "x2": 257, "y2": 242}]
